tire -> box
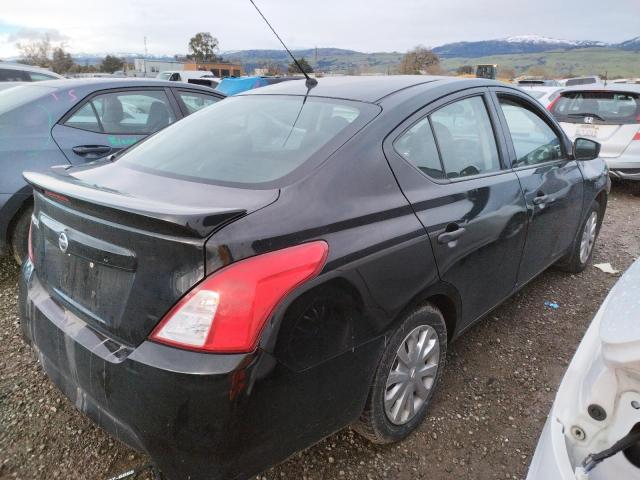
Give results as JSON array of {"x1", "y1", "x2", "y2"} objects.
[
  {"x1": 353, "y1": 304, "x2": 447, "y2": 444},
  {"x1": 558, "y1": 200, "x2": 601, "y2": 274},
  {"x1": 10, "y1": 205, "x2": 33, "y2": 266}
]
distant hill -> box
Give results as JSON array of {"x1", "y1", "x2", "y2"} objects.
[
  {"x1": 440, "y1": 47, "x2": 640, "y2": 78},
  {"x1": 433, "y1": 35, "x2": 606, "y2": 58},
  {"x1": 222, "y1": 48, "x2": 403, "y2": 74}
]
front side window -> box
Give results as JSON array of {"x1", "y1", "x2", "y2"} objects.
[
  {"x1": 121, "y1": 95, "x2": 367, "y2": 185},
  {"x1": 65, "y1": 90, "x2": 176, "y2": 134},
  {"x1": 499, "y1": 97, "x2": 562, "y2": 167},
  {"x1": 177, "y1": 91, "x2": 220, "y2": 114},
  {"x1": 431, "y1": 96, "x2": 501, "y2": 178}
]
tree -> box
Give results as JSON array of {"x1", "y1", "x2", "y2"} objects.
[
  {"x1": 100, "y1": 55, "x2": 124, "y2": 73},
  {"x1": 188, "y1": 32, "x2": 220, "y2": 63},
  {"x1": 456, "y1": 65, "x2": 474, "y2": 75},
  {"x1": 288, "y1": 57, "x2": 313, "y2": 74},
  {"x1": 51, "y1": 47, "x2": 74, "y2": 74},
  {"x1": 17, "y1": 35, "x2": 52, "y2": 68},
  {"x1": 398, "y1": 46, "x2": 440, "y2": 75}
]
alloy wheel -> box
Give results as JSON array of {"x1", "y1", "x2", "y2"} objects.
[{"x1": 579, "y1": 211, "x2": 598, "y2": 264}]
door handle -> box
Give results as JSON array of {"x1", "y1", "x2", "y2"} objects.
[
  {"x1": 72, "y1": 145, "x2": 112, "y2": 157},
  {"x1": 533, "y1": 192, "x2": 550, "y2": 205},
  {"x1": 437, "y1": 225, "x2": 466, "y2": 245}
]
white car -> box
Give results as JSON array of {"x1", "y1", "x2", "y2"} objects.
[
  {"x1": 520, "y1": 86, "x2": 564, "y2": 108},
  {"x1": 0, "y1": 62, "x2": 62, "y2": 82},
  {"x1": 550, "y1": 85, "x2": 640, "y2": 180},
  {"x1": 156, "y1": 70, "x2": 220, "y2": 85},
  {"x1": 527, "y1": 258, "x2": 640, "y2": 479}
]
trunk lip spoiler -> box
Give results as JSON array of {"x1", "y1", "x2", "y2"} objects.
[{"x1": 24, "y1": 171, "x2": 247, "y2": 238}]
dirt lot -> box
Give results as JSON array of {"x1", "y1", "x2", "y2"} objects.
[{"x1": 1, "y1": 183, "x2": 639, "y2": 480}]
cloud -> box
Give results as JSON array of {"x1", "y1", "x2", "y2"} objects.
[{"x1": 7, "y1": 27, "x2": 68, "y2": 44}]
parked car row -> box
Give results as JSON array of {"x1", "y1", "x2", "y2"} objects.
[
  {"x1": 13, "y1": 74, "x2": 611, "y2": 480},
  {"x1": 0, "y1": 78, "x2": 224, "y2": 262}
]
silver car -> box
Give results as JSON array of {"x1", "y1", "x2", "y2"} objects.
[{"x1": 550, "y1": 85, "x2": 640, "y2": 180}]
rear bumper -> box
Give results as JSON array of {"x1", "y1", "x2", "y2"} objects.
[
  {"x1": 19, "y1": 262, "x2": 380, "y2": 480},
  {"x1": 606, "y1": 145, "x2": 640, "y2": 180}
]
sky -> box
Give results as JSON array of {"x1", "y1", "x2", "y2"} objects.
[{"x1": 1, "y1": 0, "x2": 638, "y2": 58}]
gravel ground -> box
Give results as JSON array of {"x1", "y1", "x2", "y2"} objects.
[{"x1": 1, "y1": 183, "x2": 639, "y2": 480}]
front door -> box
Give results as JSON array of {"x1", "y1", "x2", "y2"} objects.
[
  {"x1": 53, "y1": 88, "x2": 178, "y2": 164},
  {"x1": 385, "y1": 89, "x2": 528, "y2": 329},
  {"x1": 491, "y1": 89, "x2": 584, "y2": 285}
]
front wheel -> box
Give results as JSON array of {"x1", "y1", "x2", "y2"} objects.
[
  {"x1": 558, "y1": 201, "x2": 601, "y2": 273},
  {"x1": 353, "y1": 304, "x2": 447, "y2": 444}
]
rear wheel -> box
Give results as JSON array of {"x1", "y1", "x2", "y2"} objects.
[
  {"x1": 353, "y1": 304, "x2": 447, "y2": 444},
  {"x1": 10, "y1": 206, "x2": 33, "y2": 265},
  {"x1": 558, "y1": 200, "x2": 600, "y2": 273}
]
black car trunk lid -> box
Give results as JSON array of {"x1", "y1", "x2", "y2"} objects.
[{"x1": 25, "y1": 168, "x2": 278, "y2": 346}]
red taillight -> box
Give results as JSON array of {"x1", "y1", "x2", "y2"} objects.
[
  {"x1": 27, "y1": 219, "x2": 34, "y2": 263},
  {"x1": 634, "y1": 131, "x2": 640, "y2": 141},
  {"x1": 547, "y1": 96, "x2": 560, "y2": 112},
  {"x1": 150, "y1": 241, "x2": 329, "y2": 353}
]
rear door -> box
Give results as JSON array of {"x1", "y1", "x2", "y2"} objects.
[
  {"x1": 52, "y1": 88, "x2": 180, "y2": 164},
  {"x1": 384, "y1": 88, "x2": 528, "y2": 328},
  {"x1": 491, "y1": 88, "x2": 584, "y2": 285}
]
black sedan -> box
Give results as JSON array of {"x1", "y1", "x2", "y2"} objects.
[
  {"x1": 0, "y1": 78, "x2": 224, "y2": 263},
  {"x1": 19, "y1": 76, "x2": 609, "y2": 480}
]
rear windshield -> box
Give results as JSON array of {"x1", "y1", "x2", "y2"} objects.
[
  {"x1": 550, "y1": 91, "x2": 640, "y2": 124},
  {"x1": 120, "y1": 95, "x2": 373, "y2": 186},
  {"x1": 565, "y1": 78, "x2": 598, "y2": 86}
]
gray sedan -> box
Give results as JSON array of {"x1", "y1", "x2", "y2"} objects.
[{"x1": 0, "y1": 78, "x2": 225, "y2": 263}]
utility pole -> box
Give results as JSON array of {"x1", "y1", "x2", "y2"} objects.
[{"x1": 144, "y1": 36, "x2": 148, "y2": 76}]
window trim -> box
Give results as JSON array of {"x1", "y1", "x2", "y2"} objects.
[
  {"x1": 60, "y1": 87, "x2": 179, "y2": 135},
  {"x1": 490, "y1": 88, "x2": 571, "y2": 171},
  {"x1": 390, "y1": 90, "x2": 509, "y2": 184}
]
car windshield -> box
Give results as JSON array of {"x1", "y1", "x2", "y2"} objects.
[
  {"x1": 551, "y1": 91, "x2": 640, "y2": 124},
  {"x1": 0, "y1": 84, "x2": 55, "y2": 116},
  {"x1": 120, "y1": 95, "x2": 368, "y2": 186}
]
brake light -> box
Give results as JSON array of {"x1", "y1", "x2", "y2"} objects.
[
  {"x1": 150, "y1": 241, "x2": 329, "y2": 353},
  {"x1": 547, "y1": 96, "x2": 560, "y2": 112},
  {"x1": 27, "y1": 220, "x2": 34, "y2": 263},
  {"x1": 634, "y1": 131, "x2": 640, "y2": 141}
]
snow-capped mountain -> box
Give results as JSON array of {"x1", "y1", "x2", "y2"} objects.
[{"x1": 433, "y1": 35, "x2": 611, "y2": 58}]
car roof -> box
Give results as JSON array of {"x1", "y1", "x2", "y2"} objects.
[
  {"x1": 33, "y1": 77, "x2": 223, "y2": 94},
  {"x1": 240, "y1": 75, "x2": 491, "y2": 103},
  {"x1": 0, "y1": 62, "x2": 63, "y2": 77},
  {"x1": 559, "y1": 83, "x2": 640, "y2": 94}
]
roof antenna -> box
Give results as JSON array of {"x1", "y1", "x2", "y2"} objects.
[{"x1": 249, "y1": 0, "x2": 317, "y2": 89}]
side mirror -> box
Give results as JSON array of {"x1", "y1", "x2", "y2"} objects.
[{"x1": 573, "y1": 138, "x2": 601, "y2": 161}]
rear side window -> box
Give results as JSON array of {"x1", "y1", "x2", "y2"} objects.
[
  {"x1": 176, "y1": 91, "x2": 220, "y2": 114},
  {"x1": 431, "y1": 96, "x2": 501, "y2": 178},
  {"x1": 551, "y1": 91, "x2": 640, "y2": 125},
  {"x1": 120, "y1": 95, "x2": 366, "y2": 185},
  {"x1": 394, "y1": 117, "x2": 444, "y2": 179},
  {"x1": 0, "y1": 68, "x2": 27, "y2": 81},
  {"x1": 395, "y1": 96, "x2": 501, "y2": 180},
  {"x1": 499, "y1": 98, "x2": 562, "y2": 167},
  {"x1": 65, "y1": 90, "x2": 176, "y2": 134}
]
